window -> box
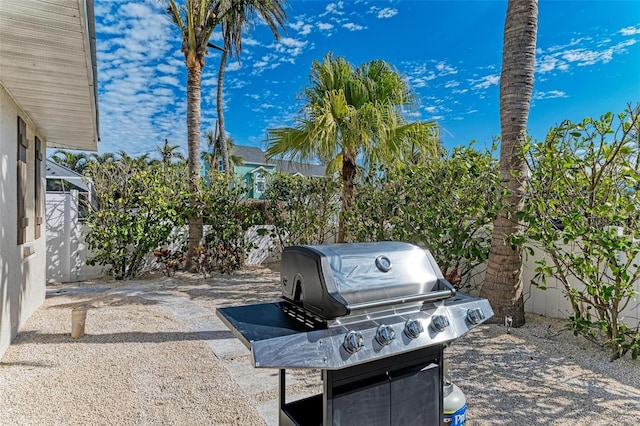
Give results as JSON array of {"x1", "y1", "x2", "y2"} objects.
[
  {"x1": 218, "y1": 158, "x2": 224, "y2": 172},
  {"x1": 254, "y1": 173, "x2": 266, "y2": 194},
  {"x1": 17, "y1": 116, "x2": 27, "y2": 245}
]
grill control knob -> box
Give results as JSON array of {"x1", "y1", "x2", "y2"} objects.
[
  {"x1": 343, "y1": 331, "x2": 365, "y2": 354},
  {"x1": 375, "y1": 325, "x2": 396, "y2": 346},
  {"x1": 404, "y1": 319, "x2": 424, "y2": 339},
  {"x1": 467, "y1": 308, "x2": 486, "y2": 324},
  {"x1": 431, "y1": 315, "x2": 450, "y2": 332}
]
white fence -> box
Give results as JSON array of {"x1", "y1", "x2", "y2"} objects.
[
  {"x1": 46, "y1": 191, "x2": 105, "y2": 282},
  {"x1": 522, "y1": 242, "x2": 640, "y2": 329}
]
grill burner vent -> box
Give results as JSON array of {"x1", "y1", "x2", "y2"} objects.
[{"x1": 279, "y1": 300, "x2": 326, "y2": 330}]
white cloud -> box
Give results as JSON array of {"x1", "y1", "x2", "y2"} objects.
[
  {"x1": 544, "y1": 37, "x2": 590, "y2": 54},
  {"x1": 533, "y1": 90, "x2": 568, "y2": 100},
  {"x1": 270, "y1": 37, "x2": 308, "y2": 57},
  {"x1": 436, "y1": 61, "x2": 457, "y2": 76},
  {"x1": 561, "y1": 39, "x2": 636, "y2": 66},
  {"x1": 279, "y1": 38, "x2": 306, "y2": 48},
  {"x1": 538, "y1": 35, "x2": 637, "y2": 73},
  {"x1": 226, "y1": 62, "x2": 242, "y2": 72},
  {"x1": 620, "y1": 25, "x2": 640, "y2": 36},
  {"x1": 156, "y1": 75, "x2": 180, "y2": 87},
  {"x1": 537, "y1": 56, "x2": 562, "y2": 74},
  {"x1": 243, "y1": 37, "x2": 260, "y2": 47},
  {"x1": 322, "y1": 2, "x2": 345, "y2": 17},
  {"x1": 410, "y1": 74, "x2": 437, "y2": 88},
  {"x1": 471, "y1": 74, "x2": 500, "y2": 90},
  {"x1": 369, "y1": 6, "x2": 398, "y2": 19},
  {"x1": 157, "y1": 63, "x2": 179, "y2": 74},
  {"x1": 343, "y1": 22, "x2": 365, "y2": 31},
  {"x1": 251, "y1": 54, "x2": 282, "y2": 75},
  {"x1": 290, "y1": 20, "x2": 313, "y2": 36},
  {"x1": 444, "y1": 81, "x2": 460, "y2": 89},
  {"x1": 317, "y1": 22, "x2": 334, "y2": 31}
]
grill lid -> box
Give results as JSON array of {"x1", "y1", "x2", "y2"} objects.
[{"x1": 281, "y1": 242, "x2": 454, "y2": 320}]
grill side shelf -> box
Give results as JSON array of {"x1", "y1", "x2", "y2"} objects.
[{"x1": 216, "y1": 302, "x2": 311, "y2": 350}]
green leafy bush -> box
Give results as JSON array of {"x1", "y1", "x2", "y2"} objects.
[
  {"x1": 345, "y1": 145, "x2": 501, "y2": 290},
  {"x1": 521, "y1": 105, "x2": 640, "y2": 360},
  {"x1": 264, "y1": 173, "x2": 340, "y2": 251},
  {"x1": 198, "y1": 172, "x2": 264, "y2": 275},
  {"x1": 84, "y1": 159, "x2": 188, "y2": 280}
]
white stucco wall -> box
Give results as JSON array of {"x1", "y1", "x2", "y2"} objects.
[{"x1": 0, "y1": 85, "x2": 47, "y2": 358}]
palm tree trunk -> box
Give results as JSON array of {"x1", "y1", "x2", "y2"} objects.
[
  {"x1": 217, "y1": 38, "x2": 230, "y2": 174},
  {"x1": 337, "y1": 150, "x2": 357, "y2": 243},
  {"x1": 480, "y1": 0, "x2": 538, "y2": 327},
  {"x1": 185, "y1": 65, "x2": 204, "y2": 271}
]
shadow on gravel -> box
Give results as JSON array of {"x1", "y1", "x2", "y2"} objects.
[
  {"x1": 48, "y1": 295, "x2": 161, "y2": 309},
  {"x1": 9, "y1": 330, "x2": 236, "y2": 345},
  {"x1": 0, "y1": 361, "x2": 56, "y2": 368},
  {"x1": 181, "y1": 272, "x2": 282, "y2": 307},
  {"x1": 448, "y1": 326, "x2": 640, "y2": 425}
]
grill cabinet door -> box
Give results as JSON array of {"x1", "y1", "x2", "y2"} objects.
[
  {"x1": 390, "y1": 362, "x2": 440, "y2": 426},
  {"x1": 331, "y1": 373, "x2": 390, "y2": 425},
  {"x1": 325, "y1": 348, "x2": 443, "y2": 426}
]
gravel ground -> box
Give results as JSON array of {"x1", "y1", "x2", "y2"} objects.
[{"x1": 1, "y1": 266, "x2": 639, "y2": 425}]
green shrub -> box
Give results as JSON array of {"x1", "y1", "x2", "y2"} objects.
[
  {"x1": 84, "y1": 160, "x2": 188, "y2": 280},
  {"x1": 521, "y1": 105, "x2": 640, "y2": 360},
  {"x1": 345, "y1": 145, "x2": 501, "y2": 290},
  {"x1": 264, "y1": 173, "x2": 340, "y2": 251},
  {"x1": 198, "y1": 172, "x2": 264, "y2": 274}
]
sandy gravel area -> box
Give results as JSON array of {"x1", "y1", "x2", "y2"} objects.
[{"x1": 1, "y1": 266, "x2": 638, "y2": 425}]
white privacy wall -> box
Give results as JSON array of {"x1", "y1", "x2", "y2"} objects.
[
  {"x1": 46, "y1": 191, "x2": 104, "y2": 282},
  {"x1": 522, "y1": 242, "x2": 640, "y2": 329}
]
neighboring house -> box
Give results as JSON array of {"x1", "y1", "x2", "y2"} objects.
[
  {"x1": 46, "y1": 159, "x2": 94, "y2": 209},
  {"x1": 232, "y1": 145, "x2": 326, "y2": 199},
  {"x1": 0, "y1": 0, "x2": 99, "y2": 358}
]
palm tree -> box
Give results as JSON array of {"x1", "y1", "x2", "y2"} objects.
[
  {"x1": 167, "y1": 0, "x2": 287, "y2": 268},
  {"x1": 480, "y1": 0, "x2": 538, "y2": 327},
  {"x1": 157, "y1": 138, "x2": 185, "y2": 169},
  {"x1": 203, "y1": 128, "x2": 243, "y2": 174},
  {"x1": 266, "y1": 54, "x2": 439, "y2": 242},
  {"x1": 116, "y1": 150, "x2": 152, "y2": 168},
  {"x1": 50, "y1": 150, "x2": 90, "y2": 175},
  {"x1": 167, "y1": 0, "x2": 226, "y2": 269},
  {"x1": 89, "y1": 152, "x2": 116, "y2": 165},
  {"x1": 215, "y1": 0, "x2": 286, "y2": 173}
]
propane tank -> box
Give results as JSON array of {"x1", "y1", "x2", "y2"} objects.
[{"x1": 443, "y1": 361, "x2": 467, "y2": 426}]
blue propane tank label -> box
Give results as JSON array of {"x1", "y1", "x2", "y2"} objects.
[{"x1": 443, "y1": 404, "x2": 467, "y2": 426}]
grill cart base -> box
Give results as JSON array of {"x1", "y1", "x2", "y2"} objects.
[
  {"x1": 217, "y1": 242, "x2": 493, "y2": 426},
  {"x1": 279, "y1": 346, "x2": 443, "y2": 426}
]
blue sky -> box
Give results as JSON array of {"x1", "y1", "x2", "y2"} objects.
[{"x1": 92, "y1": 0, "x2": 640, "y2": 158}]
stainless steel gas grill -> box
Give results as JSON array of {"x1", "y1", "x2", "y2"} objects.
[{"x1": 217, "y1": 242, "x2": 493, "y2": 426}]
